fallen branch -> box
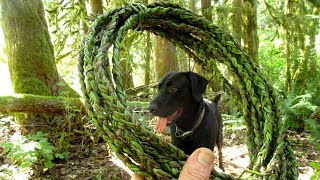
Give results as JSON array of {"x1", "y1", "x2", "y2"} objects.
[{"x1": 0, "y1": 94, "x2": 84, "y2": 114}]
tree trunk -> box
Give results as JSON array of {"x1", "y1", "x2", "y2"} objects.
[
  {"x1": 144, "y1": 0, "x2": 151, "y2": 86},
  {"x1": 185, "y1": 0, "x2": 198, "y2": 74},
  {"x1": 188, "y1": 0, "x2": 196, "y2": 13},
  {"x1": 152, "y1": 0, "x2": 177, "y2": 80},
  {"x1": 201, "y1": 0, "x2": 213, "y2": 22},
  {"x1": 285, "y1": 28, "x2": 292, "y2": 92},
  {"x1": 243, "y1": 0, "x2": 259, "y2": 63},
  {"x1": 292, "y1": 4, "x2": 319, "y2": 94},
  {"x1": 1, "y1": 0, "x2": 59, "y2": 96},
  {"x1": 153, "y1": 36, "x2": 177, "y2": 80},
  {"x1": 80, "y1": 0, "x2": 89, "y2": 34},
  {"x1": 195, "y1": 0, "x2": 214, "y2": 75},
  {"x1": 216, "y1": 1, "x2": 229, "y2": 30},
  {"x1": 89, "y1": 0, "x2": 103, "y2": 15},
  {"x1": 119, "y1": 55, "x2": 134, "y2": 89},
  {"x1": 144, "y1": 32, "x2": 152, "y2": 85},
  {"x1": 1, "y1": 0, "x2": 78, "y2": 97},
  {"x1": 308, "y1": 7, "x2": 319, "y2": 76},
  {"x1": 188, "y1": 0, "x2": 200, "y2": 73},
  {"x1": 232, "y1": 0, "x2": 242, "y2": 44}
]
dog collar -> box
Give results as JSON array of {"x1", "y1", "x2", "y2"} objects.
[{"x1": 175, "y1": 105, "x2": 205, "y2": 138}]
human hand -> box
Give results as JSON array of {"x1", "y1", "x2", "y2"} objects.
[
  {"x1": 131, "y1": 147, "x2": 214, "y2": 180},
  {"x1": 179, "y1": 147, "x2": 214, "y2": 180}
]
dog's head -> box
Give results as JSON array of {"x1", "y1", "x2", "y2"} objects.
[{"x1": 149, "y1": 71, "x2": 208, "y2": 132}]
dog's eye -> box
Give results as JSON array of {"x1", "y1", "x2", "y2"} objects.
[{"x1": 168, "y1": 86, "x2": 178, "y2": 93}]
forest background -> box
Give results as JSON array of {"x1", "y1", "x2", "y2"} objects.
[{"x1": 0, "y1": 0, "x2": 319, "y2": 179}]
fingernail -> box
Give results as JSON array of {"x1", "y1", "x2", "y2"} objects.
[{"x1": 197, "y1": 148, "x2": 214, "y2": 167}]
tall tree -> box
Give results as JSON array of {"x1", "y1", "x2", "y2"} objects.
[
  {"x1": 144, "y1": 32, "x2": 152, "y2": 85},
  {"x1": 231, "y1": 0, "x2": 242, "y2": 43},
  {"x1": 188, "y1": 0, "x2": 196, "y2": 13},
  {"x1": 292, "y1": 3, "x2": 319, "y2": 93},
  {"x1": 188, "y1": 0, "x2": 202, "y2": 73},
  {"x1": 143, "y1": 0, "x2": 151, "y2": 86},
  {"x1": 308, "y1": 7, "x2": 319, "y2": 77},
  {"x1": 243, "y1": 0, "x2": 259, "y2": 63},
  {"x1": 153, "y1": 0, "x2": 177, "y2": 80},
  {"x1": 194, "y1": 0, "x2": 214, "y2": 75},
  {"x1": 1, "y1": 0, "x2": 77, "y2": 97},
  {"x1": 201, "y1": 0, "x2": 213, "y2": 22},
  {"x1": 153, "y1": 36, "x2": 177, "y2": 80},
  {"x1": 90, "y1": 0, "x2": 103, "y2": 15}
]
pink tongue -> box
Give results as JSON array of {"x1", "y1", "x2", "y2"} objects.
[{"x1": 155, "y1": 117, "x2": 167, "y2": 133}]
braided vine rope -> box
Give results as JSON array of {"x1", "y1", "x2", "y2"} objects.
[{"x1": 78, "y1": 2, "x2": 298, "y2": 179}]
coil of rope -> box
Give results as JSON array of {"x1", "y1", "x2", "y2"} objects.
[{"x1": 78, "y1": 2, "x2": 298, "y2": 179}]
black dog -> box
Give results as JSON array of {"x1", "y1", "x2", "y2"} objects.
[{"x1": 149, "y1": 71, "x2": 224, "y2": 171}]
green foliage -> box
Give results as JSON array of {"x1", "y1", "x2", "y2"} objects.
[
  {"x1": 282, "y1": 92, "x2": 320, "y2": 142},
  {"x1": 222, "y1": 114, "x2": 244, "y2": 130},
  {"x1": 310, "y1": 164, "x2": 320, "y2": 180},
  {"x1": 259, "y1": 40, "x2": 286, "y2": 90},
  {"x1": 309, "y1": 150, "x2": 320, "y2": 180},
  {"x1": 2, "y1": 131, "x2": 67, "y2": 171}
]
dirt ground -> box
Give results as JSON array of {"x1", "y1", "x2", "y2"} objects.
[
  {"x1": 32, "y1": 131, "x2": 320, "y2": 179},
  {"x1": 0, "y1": 116, "x2": 319, "y2": 180}
]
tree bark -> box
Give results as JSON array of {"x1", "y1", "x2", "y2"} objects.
[
  {"x1": 153, "y1": 36, "x2": 177, "y2": 80},
  {"x1": 89, "y1": 0, "x2": 103, "y2": 15},
  {"x1": 308, "y1": 7, "x2": 319, "y2": 76},
  {"x1": 285, "y1": 28, "x2": 292, "y2": 92},
  {"x1": 152, "y1": 0, "x2": 177, "y2": 80},
  {"x1": 232, "y1": 0, "x2": 242, "y2": 44},
  {"x1": 201, "y1": 0, "x2": 213, "y2": 22},
  {"x1": 1, "y1": 0, "x2": 78, "y2": 97},
  {"x1": 144, "y1": 32, "x2": 152, "y2": 85},
  {"x1": 292, "y1": 5, "x2": 319, "y2": 93},
  {"x1": 243, "y1": 0, "x2": 259, "y2": 63},
  {"x1": 195, "y1": 0, "x2": 213, "y2": 75},
  {"x1": 1, "y1": 0, "x2": 59, "y2": 95},
  {"x1": 188, "y1": 0, "x2": 196, "y2": 13},
  {"x1": 190, "y1": 0, "x2": 202, "y2": 74}
]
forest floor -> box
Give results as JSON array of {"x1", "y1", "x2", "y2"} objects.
[{"x1": 0, "y1": 116, "x2": 319, "y2": 180}]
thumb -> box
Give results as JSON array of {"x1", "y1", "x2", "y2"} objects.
[{"x1": 179, "y1": 148, "x2": 214, "y2": 180}]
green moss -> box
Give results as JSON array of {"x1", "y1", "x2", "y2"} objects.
[
  {"x1": 13, "y1": 78, "x2": 51, "y2": 96},
  {"x1": 3, "y1": 1, "x2": 60, "y2": 96}
]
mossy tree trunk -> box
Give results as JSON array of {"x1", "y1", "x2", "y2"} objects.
[
  {"x1": 1, "y1": 0, "x2": 78, "y2": 97},
  {"x1": 292, "y1": 4, "x2": 319, "y2": 94},
  {"x1": 308, "y1": 7, "x2": 319, "y2": 77},
  {"x1": 201, "y1": 0, "x2": 213, "y2": 22},
  {"x1": 284, "y1": 28, "x2": 292, "y2": 92},
  {"x1": 243, "y1": 0, "x2": 259, "y2": 64},
  {"x1": 231, "y1": 0, "x2": 242, "y2": 44},
  {"x1": 89, "y1": 0, "x2": 103, "y2": 15},
  {"x1": 1, "y1": 0, "x2": 57, "y2": 95}
]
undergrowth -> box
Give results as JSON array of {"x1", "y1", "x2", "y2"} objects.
[
  {"x1": 282, "y1": 92, "x2": 320, "y2": 143},
  {"x1": 1, "y1": 130, "x2": 68, "y2": 177}
]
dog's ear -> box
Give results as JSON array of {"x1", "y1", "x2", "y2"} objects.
[
  {"x1": 186, "y1": 72, "x2": 208, "y2": 102},
  {"x1": 158, "y1": 71, "x2": 175, "y2": 89}
]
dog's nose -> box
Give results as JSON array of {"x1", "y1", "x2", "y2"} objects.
[{"x1": 148, "y1": 103, "x2": 158, "y2": 114}]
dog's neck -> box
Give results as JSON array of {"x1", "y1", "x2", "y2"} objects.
[{"x1": 174, "y1": 101, "x2": 205, "y2": 138}]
